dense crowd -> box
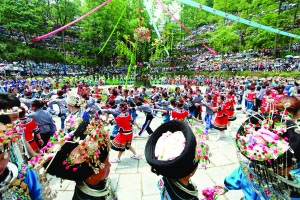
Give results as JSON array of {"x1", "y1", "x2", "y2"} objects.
[
  {"x1": 0, "y1": 24, "x2": 82, "y2": 57},
  {"x1": 0, "y1": 60, "x2": 92, "y2": 76},
  {"x1": 0, "y1": 72, "x2": 299, "y2": 199}
]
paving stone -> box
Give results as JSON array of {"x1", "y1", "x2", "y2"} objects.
[
  {"x1": 141, "y1": 173, "x2": 160, "y2": 196},
  {"x1": 117, "y1": 174, "x2": 141, "y2": 192},
  {"x1": 142, "y1": 194, "x2": 161, "y2": 200},
  {"x1": 225, "y1": 190, "x2": 244, "y2": 200},
  {"x1": 116, "y1": 157, "x2": 139, "y2": 174},
  {"x1": 117, "y1": 191, "x2": 142, "y2": 200},
  {"x1": 55, "y1": 191, "x2": 75, "y2": 200}
]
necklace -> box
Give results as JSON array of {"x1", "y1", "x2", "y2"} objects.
[{"x1": 164, "y1": 178, "x2": 198, "y2": 200}]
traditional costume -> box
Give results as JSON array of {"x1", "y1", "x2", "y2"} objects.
[
  {"x1": 19, "y1": 117, "x2": 40, "y2": 151},
  {"x1": 224, "y1": 109, "x2": 300, "y2": 199},
  {"x1": 111, "y1": 112, "x2": 133, "y2": 152},
  {"x1": 0, "y1": 109, "x2": 44, "y2": 200},
  {"x1": 212, "y1": 103, "x2": 228, "y2": 131},
  {"x1": 225, "y1": 95, "x2": 236, "y2": 121},
  {"x1": 145, "y1": 121, "x2": 210, "y2": 200},
  {"x1": 29, "y1": 115, "x2": 116, "y2": 200}
]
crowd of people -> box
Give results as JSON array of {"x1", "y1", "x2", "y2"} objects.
[
  {"x1": 0, "y1": 60, "x2": 92, "y2": 76},
  {"x1": 0, "y1": 24, "x2": 82, "y2": 57},
  {"x1": 0, "y1": 72, "x2": 299, "y2": 199}
]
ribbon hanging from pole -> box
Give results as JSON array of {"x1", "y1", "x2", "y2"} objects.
[
  {"x1": 154, "y1": 0, "x2": 217, "y2": 55},
  {"x1": 177, "y1": 0, "x2": 300, "y2": 39},
  {"x1": 31, "y1": 0, "x2": 112, "y2": 42},
  {"x1": 99, "y1": 2, "x2": 128, "y2": 54},
  {"x1": 143, "y1": 0, "x2": 169, "y2": 56}
]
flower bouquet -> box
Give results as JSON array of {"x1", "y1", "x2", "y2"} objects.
[{"x1": 134, "y1": 26, "x2": 150, "y2": 43}]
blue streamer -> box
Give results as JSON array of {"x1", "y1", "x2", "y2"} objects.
[
  {"x1": 177, "y1": 0, "x2": 300, "y2": 39},
  {"x1": 144, "y1": 0, "x2": 170, "y2": 56}
]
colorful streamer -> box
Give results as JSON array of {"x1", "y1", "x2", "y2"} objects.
[
  {"x1": 144, "y1": 0, "x2": 169, "y2": 56},
  {"x1": 125, "y1": 53, "x2": 135, "y2": 88},
  {"x1": 99, "y1": 2, "x2": 127, "y2": 54},
  {"x1": 31, "y1": 0, "x2": 112, "y2": 42},
  {"x1": 177, "y1": 0, "x2": 300, "y2": 39},
  {"x1": 202, "y1": 43, "x2": 217, "y2": 55},
  {"x1": 154, "y1": 0, "x2": 217, "y2": 55}
]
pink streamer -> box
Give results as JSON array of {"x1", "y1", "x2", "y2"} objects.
[
  {"x1": 155, "y1": 0, "x2": 216, "y2": 55},
  {"x1": 202, "y1": 43, "x2": 217, "y2": 55},
  {"x1": 31, "y1": 0, "x2": 112, "y2": 42}
]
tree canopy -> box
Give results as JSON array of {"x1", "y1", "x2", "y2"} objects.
[{"x1": 0, "y1": 0, "x2": 299, "y2": 65}]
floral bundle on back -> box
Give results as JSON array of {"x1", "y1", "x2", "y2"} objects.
[
  {"x1": 236, "y1": 97, "x2": 300, "y2": 199},
  {"x1": 29, "y1": 114, "x2": 110, "y2": 182}
]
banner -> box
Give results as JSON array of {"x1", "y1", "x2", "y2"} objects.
[
  {"x1": 31, "y1": 0, "x2": 112, "y2": 42},
  {"x1": 144, "y1": 0, "x2": 169, "y2": 56},
  {"x1": 178, "y1": 0, "x2": 300, "y2": 39}
]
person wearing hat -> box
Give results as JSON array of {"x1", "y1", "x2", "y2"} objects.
[
  {"x1": 66, "y1": 92, "x2": 90, "y2": 121},
  {"x1": 145, "y1": 120, "x2": 207, "y2": 200},
  {"x1": 29, "y1": 113, "x2": 115, "y2": 200},
  {"x1": 219, "y1": 96, "x2": 300, "y2": 199}
]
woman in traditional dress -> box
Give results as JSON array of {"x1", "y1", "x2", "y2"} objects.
[
  {"x1": 145, "y1": 121, "x2": 205, "y2": 200},
  {"x1": 0, "y1": 93, "x2": 43, "y2": 200},
  {"x1": 110, "y1": 102, "x2": 140, "y2": 163},
  {"x1": 212, "y1": 95, "x2": 229, "y2": 140},
  {"x1": 220, "y1": 96, "x2": 300, "y2": 200}
]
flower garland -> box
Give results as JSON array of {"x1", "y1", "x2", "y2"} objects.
[
  {"x1": 236, "y1": 117, "x2": 290, "y2": 162},
  {"x1": 0, "y1": 107, "x2": 22, "y2": 116},
  {"x1": 194, "y1": 127, "x2": 211, "y2": 168}
]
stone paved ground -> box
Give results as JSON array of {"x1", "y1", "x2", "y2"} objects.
[{"x1": 49, "y1": 86, "x2": 246, "y2": 200}]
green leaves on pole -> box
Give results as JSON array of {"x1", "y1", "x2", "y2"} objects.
[
  {"x1": 125, "y1": 53, "x2": 136, "y2": 88},
  {"x1": 99, "y1": 1, "x2": 128, "y2": 54}
]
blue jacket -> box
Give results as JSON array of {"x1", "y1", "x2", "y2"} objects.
[
  {"x1": 224, "y1": 166, "x2": 300, "y2": 200},
  {"x1": 28, "y1": 108, "x2": 57, "y2": 134}
]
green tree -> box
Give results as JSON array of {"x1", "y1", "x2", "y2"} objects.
[{"x1": 0, "y1": 0, "x2": 45, "y2": 40}]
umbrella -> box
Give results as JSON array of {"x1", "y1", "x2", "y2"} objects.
[{"x1": 285, "y1": 55, "x2": 293, "y2": 58}]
